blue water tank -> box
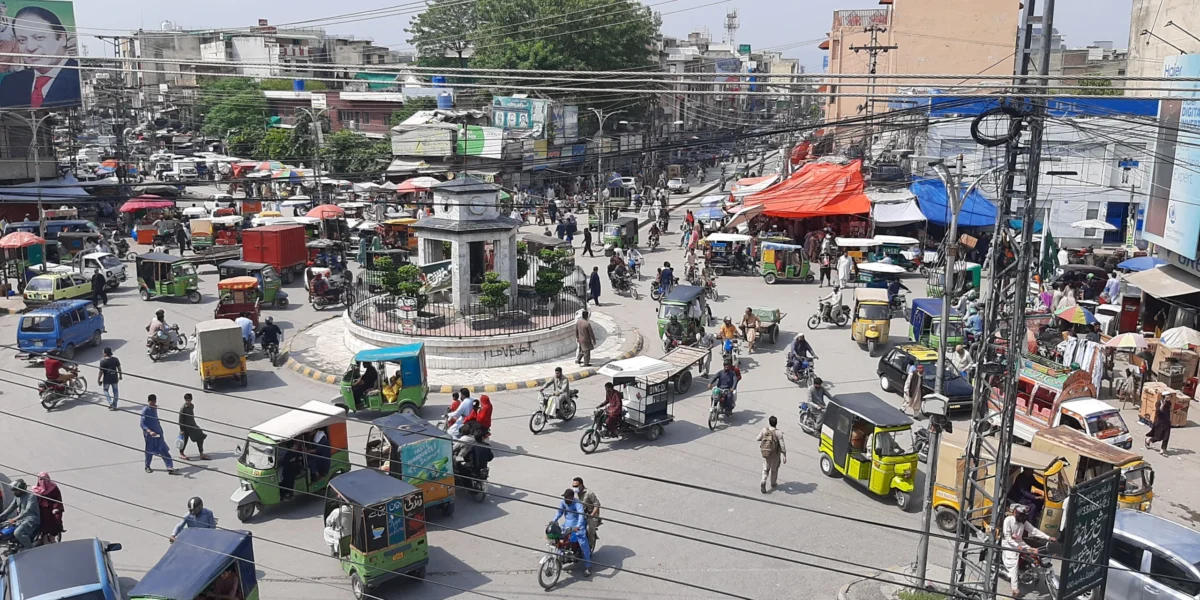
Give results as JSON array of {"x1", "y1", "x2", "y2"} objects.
[
  {"x1": 431, "y1": 76, "x2": 446, "y2": 87},
  {"x1": 437, "y1": 91, "x2": 453, "y2": 109},
  {"x1": 293, "y1": 80, "x2": 305, "y2": 91}
]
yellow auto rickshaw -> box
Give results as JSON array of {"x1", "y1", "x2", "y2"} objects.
[
  {"x1": 852, "y1": 288, "x2": 891, "y2": 356},
  {"x1": 818, "y1": 392, "x2": 918, "y2": 510},
  {"x1": 194, "y1": 319, "x2": 248, "y2": 389},
  {"x1": 381, "y1": 218, "x2": 419, "y2": 251},
  {"x1": 1032, "y1": 425, "x2": 1155, "y2": 516},
  {"x1": 930, "y1": 427, "x2": 1067, "y2": 533}
]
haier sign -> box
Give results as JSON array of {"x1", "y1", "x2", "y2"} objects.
[{"x1": 1144, "y1": 54, "x2": 1200, "y2": 260}]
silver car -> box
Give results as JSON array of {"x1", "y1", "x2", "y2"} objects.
[{"x1": 1104, "y1": 510, "x2": 1200, "y2": 599}]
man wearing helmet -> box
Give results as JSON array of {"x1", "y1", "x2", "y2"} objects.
[
  {"x1": 0, "y1": 479, "x2": 39, "y2": 550},
  {"x1": 170, "y1": 497, "x2": 216, "y2": 542},
  {"x1": 259, "y1": 315, "x2": 283, "y2": 353},
  {"x1": 1001, "y1": 504, "x2": 1052, "y2": 597}
]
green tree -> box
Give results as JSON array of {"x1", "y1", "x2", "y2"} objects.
[
  {"x1": 323, "y1": 129, "x2": 392, "y2": 174},
  {"x1": 533, "y1": 248, "x2": 570, "y2": 299},
  {"x1": 406, "y1": 0, "x2": 481, "y2": 68},
  {"x1": 255, "y1": 128, "x2": 293, "y2": 160},
  {"x1": 479, "y1": 271, "x2": 511, "y2": 313},
  {"x1": 390, "y1": 96, "x2": 439, "y2": 127},
  {"x1": 196, "y1": 78, "x2": 268, "y2": 137},
  {"x1": 380, "y1": 261, "x2": 429, "y2": 310},
  {"x1": 1072, "y1": 78, "x2": 1123, "y2": 96},
  {"x1": 227, "y1": 128, "x2": 266, "y2": 158}
]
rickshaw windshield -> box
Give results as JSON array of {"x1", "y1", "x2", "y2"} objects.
[
  {"x1": 1087, "y1": 411, "x2": 1128, "y2": 437},
  {"x1": 261, "y1": 267, "x2": 280, "y2": 284},
  {"x1": 175, "y1": 264, "x2": 197, "y2": 277},
  {"x1": 858, "y1": 304, "x2": 889, "y2": 320},
  {"x1": 241, "y1": 440, "x2": 276, "y2": 469},
  {"x1": 934, "y1": 320, "x2": 964, "y2": 338},
  {"x1": 604, "y1": 225, "x2": 622, "y2": 236},
  {"x1": 875, "y1": 429, "x2": 915, "y2": 457},
  {"x1": 1122, "y1": 465, "x2": 1151, "y2": 495},
  {"x1": 661, "y1": 305, "x2": 686, "y2": 320}
]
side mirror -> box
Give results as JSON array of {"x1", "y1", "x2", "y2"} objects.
[
  {"x1": 235, "y1": 445, "x2": 242, "y2": 455},
  {"x1": 106, "y1": 543, "x2": 122, "y2": 552}
]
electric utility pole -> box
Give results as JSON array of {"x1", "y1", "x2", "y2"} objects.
[
  {"x1": 850, "y1": 24, "x2": 897, "y2": 163},
  {"x1": 590, "y1": 108, "x2": 624, "y2": 231}
]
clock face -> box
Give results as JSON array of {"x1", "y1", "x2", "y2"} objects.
[{"x1": 468, "y1": 196, "x2": 488, "y2": 216}]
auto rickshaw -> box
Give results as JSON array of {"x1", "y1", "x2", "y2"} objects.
[
  {"x1": 930, "y1": 427, "x2": 1067, "y2": 533},
  {"x1": 195, "y1": 318, "x2": 247, "y2": 389},
  {"x1": 136, "y1": 253, "x2": 201, "y2": 303},
  {"x1": 214, "y1": 276, "x2": 262, "y2": 328},
  {"x1": 519, "y1": 232, "x2": 576, "y2": 258},
  {"x1": 852, "y1": 288, "x2": 891, "y2": 356},
  {"x1": 56, "y1": 231, "x2": 101, "y2": 258},
  {"x1": 603, "y1": 216, "x2": 639, "y2": 256},
  {"x1": 197, "y1": 215, "x2": 243, "y2": 247},
  {"x1": 817, "y1": 392, "x2": 918, "y2": 510},
  {"x1": 381, "y1": 217, "x2": 419, "y2": 251},
  {"x1": 582, "y1": 356, "x2": 676, "y2": 452},
  {"x1": 908, "y1": 298, "x2": 964, "y2": 349},
  {"x1": 305, "y1": 238, "x2": 352, "y2": 290},
  {"x1": 231, "y1": 400, "x2": 350, "y2": 522},
  {"x1": 1032, "y1": 425, "x2": 1155, "y2": 517},
  {"x1": 325, "y1": 470, "x2": 430, "y2": 600},
  {"x1": 835, "y1": 237, "x2": 882, "y2": 263},
  {"x1": 366, "y1": 413, "x2": 456, "y2": 516},
  {"x1": 189, "y1": 218, "x2": 214, "y2": 249},
  {"x1": 338, "y1": 344, "x2": 430, "y2": 415},
  {"x1": 128, "y1": 529, "x2": 259, "y2": 600},
  {"x1": 858, "y1": 261, "x2": 908, "y2": 286},
  {"x1": 217, "y1": 260, "x2": 289, "y2": 308},
  {"x1": 927, "y1": 261, "x2": 983, "y2": 298},
  {"x1": 873, "y1": 235, "x2": 924, "y2": 270},
  {"x1": 760, "y1": 242, "x2": 813, "y2": 284},
  {"x1": 702, "y1": 232, "x2": 754, "y2": 275},
  {"x1": 656, "y1": 285, "x2": 708, "y2": 339}
]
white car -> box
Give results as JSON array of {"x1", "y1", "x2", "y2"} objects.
[
  {"x1": 43, "y1": 252, "x2": 127, "y2": 290},
  {"x1": 620, "y1": 177, "x2": 638, "y2": 190},
  {"x1": 667, "y1": 178, "x2": 691, "y2": 194}
]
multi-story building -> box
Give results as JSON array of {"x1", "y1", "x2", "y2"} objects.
[
  {"x1": 1127, "y1": 0, "x2": 1200, "y2": 97},
  {"x1": 262, "y1": 91, "x2": 404, "y2": 138},
  {"x1": 1051, "y1": 41, "x2": 1129, "y2": 90}
]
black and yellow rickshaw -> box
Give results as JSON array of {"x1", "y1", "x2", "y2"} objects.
[
  {"x1": 603, "y1": 216, "x2": 639, "y2": 256},
  {"x1": 760, "y1": 241, "x2": 813, "y2": 284},
  {"x1": 818, "y1": 392, "x2": 918, "y2": 510},
  {"x1": 852, "y1": 288, "x2": 891, "y2": 356}
]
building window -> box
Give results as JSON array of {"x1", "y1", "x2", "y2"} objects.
[
  {"x1": 1085, "y1": 202, "x2": 1101, "y2": 220},
  {"x1": 828, "y1": 85, "x2": 836, "y2": 104},
  {"x1": 337, "y1": 110, "x2": 352, "y2": 123},
  {"x1": 361, "y1": 112, "x2": 370, "y2": 125}
]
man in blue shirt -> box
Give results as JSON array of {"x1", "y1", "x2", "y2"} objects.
[
  {"x1": 710, "y1": 360, "x2": 740, "y2": 411},
  {"x1": 966, "y1": 307, "x2": 984, "y2": 336},
  {"x1": 553, "y1": 489, "x2": 592, "y2": 577},
  {"x1": 658, "y1": 261, "x2": 674, "y2": 296},
  {"x1": 170, "y1": 497, "x2": 216, "y2": 542},
  {"x1": 141, "y1": 395, "x2": 176, "y2": 474},
  {"x1": 235, "y1": 312, "x2": 255, "y2": 346}
]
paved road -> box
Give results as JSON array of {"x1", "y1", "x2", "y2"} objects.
[{"x1": 4, "y1": 153, "x2": 1194, "y2": 600}]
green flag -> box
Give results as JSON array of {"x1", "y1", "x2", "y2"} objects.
[{"x1": 1040, "y1": 229, "x2": 1060, "y2": 282}]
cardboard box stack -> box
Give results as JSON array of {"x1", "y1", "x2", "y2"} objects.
[{"x1": 1140, "y1": 381, "x2": 1192, "y2": 428}]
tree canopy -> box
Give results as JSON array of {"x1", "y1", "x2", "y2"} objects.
[
  {"x1": 406, "y1": 0, "x2": 481, "y2": 66},
  {"x1": 390, "y1": 96, "x2": 438, "y2": 127}
]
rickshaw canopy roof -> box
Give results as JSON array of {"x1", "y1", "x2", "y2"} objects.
[
  {"x1": 519, "y1": 233, "x2": 571, "y2": 248},
  {"x1": 219, "y1": 260, "x2": 270, "y2": 272},
  {"x1": 855, "y1": 288, "x2": 890, "y2": 303},
  {"x1": 831, "y1": 392, "x2": 913, "y2": 428},
  {"x1": 609, "y1": 216, "x2": 638, "y2": 227},
  {"x1": 874, "y1": 235, "x2": 921, "y2": 246},
  {"x1": 354, "y1": 343, "x2": 425, "y2": 363},
  {"x1": 662, "y1": 285, "x2": 705, "y2": 303},
  {"x1": 835, "y1": 237, "x2": 881, "y2": 248},
  {"x1": 911, "y1": 298, "x2": 961, "y2": 317},
  {"x1": 704, "y1": 232, "x2": 752, "y2": 243},
  {"x1": 857, "y1": 262, "x2": 907, "y2": 275},
  {"x1": 256, "y1": 211, "x2": 283, "y2": 218},
  {"x1": 252, "y1": 401, "x2": 346, "y2": 441},
  {"x1": 136, "y1": 252, "x2": 185, "y2": 264},
  {"x1": 384, "y1": 218, "x2": 419, "y2": 226},
  {"x1": 210, "y1": 215, "x2": 244, "y2": 225},
  {"x1": 129, "y1": 528, "x2": 254, "y2": 600},
  {"x1": 217, "y1": 276, "x2": 259, "y2": 290},
  {"x1": 940, "y1": 427, "x2": 1060, "y2": 471},
  {"x1": 194, "y1": 319, "x2": 242, "y2": 334},
  {"x1": 761, "y1": 241, "x2": 804, "y2": 251},
  {"x1": 330, "y1": 465, "x2": 420, "y2": 507},
  {"x1": 598, "y1": 356, "x2": 674, "y2": 379},
  {"x1": 374, "y1": 412, "x2": 448, "y2": 447},
  {"x1": 1034, "y1": 425, "x2": 1142, "y2": 466}
]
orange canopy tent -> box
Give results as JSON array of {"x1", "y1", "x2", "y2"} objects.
[{"x1": 743, "y1": 160, "x2": 871, "y2": 218}]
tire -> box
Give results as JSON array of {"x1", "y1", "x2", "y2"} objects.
[
  {"x1": 879, "y1": 374, "x2": 892, "y2": 392},
  {"x1": 126, "y1": 252, "x2": 138, "y2": 262},
  {"x1": 139, "y1": 288, "x2": 150, "y2": 301},
  {"x1": 176, "y1": 333, "x2": 188, "y2": 350},
  {"x1": 708, "y1": 408, "x2": 717, "y2": 431},
  {"x1": 276, "y1": 297, "x2": 289, "y2": 308},
  {"x1": 187, "y1": 290, "x2": 202, "y2": 303},
  {"x1": 820, "y1": 453, "x2": 838, "y2": 477},
  {"x1": 631, "y1": 286, "x2": 640, "y2": 300},
  {"x1": 675, "y1": 370, "x2": 692, "y2": 394},
  {"x1": 149, "y1": 347, "x2": 163, "y2": 362},
  {"x1": 529, "y1": 411, "x2": 547, "y2": 434},
  {"x1": 90, "y1": 330, "x2": 102, "y2": 348},
  {"x1": 538, "y1": 557, "x2": 563, "y2": 590},
  {"x1": 350, "y1": 573, "x2": 366, "y2": 600},
  {"x1": 764, "y1": 273, "x2": 777, "y2": 284},
  {"x1": 651, "y1": 288, "x2": 662, "y2": 301},
  {"x1": 236, "y1": 503, "x2": 256, "y2": 523},
  {"x1": 69, "y1": 377, "x2": 87, "y2": 396},
  {"x1": 895, "y1": 490, "x2": 911, "y2": 511},
  {"x1": 282, "y1": 270, "x2": 294, "y2": 284},
  {"x1": 935, "y1": 507, "x2": 958, "y2": 533},
  {"x1": 40, "y1": 390, "x2": 57, "y2": 411},
  {"x1": 221, "y1": 352, "x2": 240, "y2": 369},
  {"x1": 561, "y1": 398, "x2": 577, "y2": 420},
  {"x1": 440, "y1": 502, "x2": 455, "y2": 516},
  {"x1": 61, "y1": 343, "x2": 75, "y2": 360},
  {"x1": 867, "y1": 339, "x2": 877, "y2": 357},
  {"x1": 646, "y1": 424, "x2": 664, "y2": 441},
  {"x1": 567, "y1": 246, "x2": 576, "y2": 257},
  {"x1": 580, "y1": 430, "x2": 600, "y2": 454},
  {"x1": 834, "y1": 311, "x2": 849, "y2": 327},
  {"x1": 799, "y1": 412, "x2": 816, "y2": 435},
  {"x1": 807, "y1": 315, "x2": 820, "y2": 330},
  {"x1": 770, "y1": 327, "x2": 778, "y2": 344},
  {"x1": 805, "y1": 274, "x2": 815, "y2": 283},
  {"x1": 399, "y1": 404, "x2": 418, "y2": 416},
  {"x1": 470, "y1": 482, "x2": 486, "y2": 503},
  {"x1": 240, "y1": 373, "x2": 249, "y2": 387}
]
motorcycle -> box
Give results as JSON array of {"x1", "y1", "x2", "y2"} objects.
[
  {"x1": 1007, "y1": 540, "x2": 1064, "y2": 600},
  {"x1": 627, "y1": 256, "x2": 642, "y2": 280},
  {"x1": 720, "y1": 338, "x2": 740, "y2": 365},
  {"x1": 39, "y1": 373, "x2": 87, "y2": 411},
  {"x1": 649, "y1": 276, "x2": 677, "y2": 301},
  {"x1": 785, "y1": 356, "x2": 816, "y2": 387},
  {"x1": 147, "y1": 325, "x2": 188, "y2": 362},
  {"x1": 610, "y1": 274, "x2": 640, "y2": 299},
  {"x1": 243, "y1": 337, "x2": 255, "y2": 354},
  {"x1": 310, "y1": 288, "x2": 346, "y2": 310},
  {"x1": 807, "y1": 299, "x2": 849, "y2": 329},
  {"x1": 263, "y1": 340, "x2": 280, "y2": 367},
  {"x1": 454, "y1": 464, "x2": 489, "y2": 503},
  {"x1": 890, "y1": 291, "x2": 907, "y2": 318},
  {"x1": 703, "y1": 275, "x2": 718, "y2": 301},
  {"x1": 538, "y1": 521, "x2": 592, "y2": 590},
  {"x1": 708, "y1": 387, "x2": 735, "y2": 430},
  {"x1": 914, "y1": 426, "x2": 930, "y2": 463},
  {"x1": 648, "y1": 233, "x2": 660, "y2": 250},
  {"x1": 798, "y1": 401, "x2": 825, "y2": 436},
  {"x1": 529, "y1": 389, "x2": 579, "y2": 433},
  {"x1": 0, "y1": 523, "x2": 43, "y2": 557}
]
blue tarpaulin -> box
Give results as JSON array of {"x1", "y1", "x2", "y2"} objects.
[
  {"x1": 1117, "y1": 256, "x2": 1166, "y2": 272},
  {"x1": 1008, "y1": 219, "x2": 1043, "y2": 233},
  {"x1": 695, "y1": 206, "x2": 725, "y2": 221},
  {"x1": 911, "y1": 178, "x2": 997, "y2": 227}
]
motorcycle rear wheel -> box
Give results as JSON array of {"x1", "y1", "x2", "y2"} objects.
[
  {"x1": 40, "y1": 390, "x2": 58, "y2": 411},
  {"x1": 538, "y1": 557, "x2": 563, "y2": 590},
  {"x1": 561, "y1": 399, "x2": 577, "y2": 420}
]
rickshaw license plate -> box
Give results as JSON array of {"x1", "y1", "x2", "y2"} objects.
[{"x1": 390, "y1": 551, "x2": 405, "y2": 561}]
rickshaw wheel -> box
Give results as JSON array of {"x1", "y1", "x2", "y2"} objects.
[
  {"x1": 187, "y1": 290, "x2": 202, "y2": 303},
  {"x1": 399, "y1": 404, "x2": 418, "y2": 416},
  {"x1": 819, "y1": 453, "x2": 838, "y2": 478},
  {"x1": 895, "y1": 490, "x2": 911, "y2": 511},
  {"x1": 935, "y1": 508, "x2": 958, "y2": 532},
  {"x1": 240, "y1": 373, "x2": 249, "y2": 387},
  {"x1": 674, "y1": 370, "x2": 692, "y2": 394},
  {"x1": 580, "y1": 431, "x2": 600, "y2": 454},
  {"x1": 236, "y1": 503, "x2": 256, "y2": 523},
  {"x1": 126, "y1": 252, "x2": 138, "y2": 262},
  {"x1": 350, "y1": 573, "x2": 367, "y2": 600},
  {"x1": 867, "y1": 339, "x2": 877, "y2": 357},
  {"x1": 646, "y1": 424, "x2": 663, "y2": 441},
  {"x1": 440, "y1": 502, "x2": 455, "y2": 517},
  {"x1": 763, "y1": 273, "x2": 777, "y2": 285},
  {"x1": 413, "y1": 566, "x2": 427, "y2": 579},
  {"x1": 276, "y1": 297, "x2": 289, "y2": 308},
  {"x1": 139, "y1": 289, "x2": 151, "y2": 301},
  {"x1": 804, "y1": 274, "x2": 815, "y2": 283}
]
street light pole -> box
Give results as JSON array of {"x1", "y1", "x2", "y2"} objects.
[
  {"x1": 589, "y1": 108, "x2": 624, "y2": 231},
  {"x1": 6, "y1": 110, "x2": 61, "y2": 272},
  {"x1": 296, "y1": 106, "x2": 330, "y2": 203}
]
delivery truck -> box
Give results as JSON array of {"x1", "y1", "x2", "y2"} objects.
[{"x1": 241, "y1": 225, "x2": 307, "y2": 283}]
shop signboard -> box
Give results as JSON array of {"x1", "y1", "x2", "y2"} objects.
[
  {"x1": 456, "y1": 125, "x2": 504, "y2": 158},
  {"x1": 1057, "y1": 470, "x2": 1120, "y2": 600},
  {"x1": 564, "y1": 106, "x2": 579, "y2": 139},
  {"x1": 1144, "y1": 54, "x2": 1200, "y2": 260},
  {"x1": 492, "y1": 96, "x2": 549, "y2": 136},
  {"x1": 419, "y1": 260, "x2": 453, "y2": 293},
  {"x1": 0, "y1": 1, "x2": 81, "y2": 109}
]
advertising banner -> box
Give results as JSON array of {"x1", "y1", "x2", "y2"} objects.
[
  {"x1": 456, "y1": 125, "x2": 504, "y2": 158},
  {"x1": 564, "y1": 105, "x2": 579, "y2": 139},
  {"x1": 419, "y1": 259, "x2": 453, "y2": 294},
  {"x1": 1144, "y1": 54, "x2": 1200, "y2": 260},
  {"x1": 0, "y1": 0, "x2": 80, "y2": 109}
]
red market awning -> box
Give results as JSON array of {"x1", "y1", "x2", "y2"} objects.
[
  {"x1": 119, "y1": 195, "x2": 175, "y2": 212},
  {"x1": 744, "y1": 160, "x2": 871, "y2": 219},
  {"x1": 0, "y1": 231, "x2": 44, "y2": 249},
  {"x1": 306, "y1": 204, "x2": 345, "y2": 219}
]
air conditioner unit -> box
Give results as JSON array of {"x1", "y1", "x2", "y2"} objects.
[{"x1": 344, "y1": 120, "x2": 356, "y2": 130}]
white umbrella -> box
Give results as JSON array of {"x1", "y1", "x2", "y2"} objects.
[
  {"x1": 1070, "y1": 219, "x2": 1118, "y2": 231},
  {"x1": 1160, "y1": 326, "x2": 1200, "y2": 349}
]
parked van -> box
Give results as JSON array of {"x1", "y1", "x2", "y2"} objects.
[
  {"x1": 987, "y1": 354, "x2": 1132, "y2": 449},
  {"x1": 16, "y1": 299, "x2": 105, "y2": 360}
]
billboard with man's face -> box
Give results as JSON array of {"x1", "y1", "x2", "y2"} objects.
[{"x1": 0, "y1": 0, "x2": 79, "y2": 109}]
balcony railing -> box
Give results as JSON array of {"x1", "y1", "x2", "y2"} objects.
[{"x1": 833, "y1": 9, "x2": 890, "y2": 28}]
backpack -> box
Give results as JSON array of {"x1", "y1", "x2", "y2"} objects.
[{"x1": 759, "y1": 428, "x2": 779, "y2": 458}]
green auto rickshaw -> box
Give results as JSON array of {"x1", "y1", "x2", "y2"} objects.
[
  {"x1": 339, "y1": 344, "x2": 430, "y2": 415},
  {"x1": 760, "y1": 241, "x2": 813, "y2": 284},
  {"x1": 603, "y1": 216, "x2": 639, "y2": 257},
  {"x1": 927, "y1": 260, "x2": 982, "y2": 298},
  {"x1": 217, "y1": 260, "x2": 288, "y2": 308},
  {"x1": 326, "y1": 469, "x2": 430, "y2": 600},
  {"x1": 908, "y1": 298, "x2": 964, "y2": 349},
  {"x1": 137, "y1": 253, "x2": 201, "y2": 303},
  {"x1": 231, "y1": 400, "x2": 351, "y2": 522},
  {"x1": 818, "y1": 392, "x2": 918, "y2": 511},
  {"x1": 656, "y1": 284, "x2": 708, "y2": 340},
  {"x1": 128, "y1": 528, "x2": 259, "y2": 600},
  {"x1": 366, "y1": 413, "x2": 456, "y2": 516}
]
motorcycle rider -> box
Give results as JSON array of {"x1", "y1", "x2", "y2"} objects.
[
  {"x1": 0, "y1": 479, "x2": 39, "y2": 550},
  {"x1": 664, "y1": 314, "x2": 686, "y2": 348},
  {"x1": 887, "y1": 278, "x2": 911, "y2": 306},
  {"x1": 553, "y1": 489, "x2": 592, "y2": 578},
  {"x1": 147, "y1": 309, "x2": 180, "y2": 349},
  {"x1": 818, "y1": 286, "x2": 845, "y2": 321},
  {"x1": 599, "y1": 382, "x2": 624, "y2": 437},
  {"x1": 43, "y1": 354, "x2": 77, "y2": 388},
  {"x1": 169, "y1": 497, "x2": 216, "y2": 543},
  {"x1": 259, "y1": 316, "x2": 283, "y2": 353},
  {"x1": 718, "y1": 317, "x2": 739, "y2": 359},
  {"x1": 709, "y1": 359, "x2": 741, "y2": 412},
  {"x1": 540, "y1": 367, "x2": 571, "y2": 419},
  {"x1": 454, "y1": 428, "x2": 494, "y2": 478},
  {"x1": 609, "y1": 258, "x2": 630, "y2": 290},
  {"x1": 808, "y1": 377, "x2": 832, "y2": 409},
  {"x1": 1001, "y1": 504, "x2": 1052, "y2": 598},
  {"x1": 626, "y1": 247, "x2": 643, "y2": 278},
  {"x1": 787, "y1": 334, "x2": 818, "y2": 379},
  {"x1": 647, "y1": 222, "x2": 661, "y2": 247}
]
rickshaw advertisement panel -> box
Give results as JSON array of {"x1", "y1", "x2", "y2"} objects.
[{"x1": 400, "y1": 436, "x2": 452, "y2": 486}]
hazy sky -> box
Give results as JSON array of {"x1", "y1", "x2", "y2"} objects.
[{"x1": 75, "y1": 0, "x2": 1134, "y2": 73}]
